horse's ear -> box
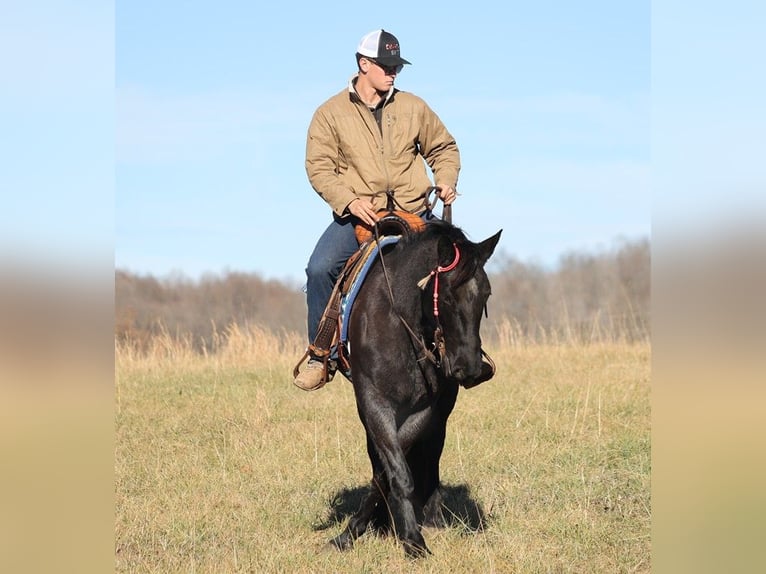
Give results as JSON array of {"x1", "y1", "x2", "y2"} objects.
[{"x1": 477, "y1": 230, "x2": 502, "y2": 265}]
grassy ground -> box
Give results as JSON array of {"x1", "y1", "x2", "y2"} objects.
[{"x1": 115, "y1": 327, "x2": 650, "y2": 573}]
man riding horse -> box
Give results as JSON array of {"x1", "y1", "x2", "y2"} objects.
[
  {"x1": 295, "y1": 29, "x2": 459, "y2": 391},
  {"x1": 291, "y1": 29, "x2": 502, "y2": 558}
]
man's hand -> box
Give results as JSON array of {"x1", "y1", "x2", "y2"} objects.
[
  {"x1": 436, "y1": 185, "x2": 458, "y2": 205},
  {"x1": 347, "y1": 198, "x2": 380, "y2": 226}
]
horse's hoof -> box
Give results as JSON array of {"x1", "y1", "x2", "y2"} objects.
[
  {"x1": 402, "y1": 538, "x2": 431, "y2": 558},
  {"x1": 422, "y1": 512, "x2": 448, "y2": 529},
  {"x1": 319, "y1": 541, "x2": 339, "y2": 554},
  {"x1": 328, "y1": 533, "x2": 353, "y2": 551}
]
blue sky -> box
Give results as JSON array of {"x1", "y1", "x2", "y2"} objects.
[
  {"x1": 114, "y1": 1, "x2": 650, "y2": 283},
  {"x1": 4, "y1": 2, "x2": 764, "y2": 285}
]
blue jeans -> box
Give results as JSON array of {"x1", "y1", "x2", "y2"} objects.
[{"x1": 304, "y1": 215, "x2": 361, "y2": 344}]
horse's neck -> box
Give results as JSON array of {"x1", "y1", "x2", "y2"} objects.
[{"x1": 371, "y1": 239, "x2": 439, "y2": 315}]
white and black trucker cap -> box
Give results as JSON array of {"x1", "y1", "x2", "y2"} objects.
[{"x1": 356, "y1": 29, "x2": 411, "y2": 66}]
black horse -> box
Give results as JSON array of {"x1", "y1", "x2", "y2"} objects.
[{"x1": 331, "y1": 220, "x2": 501, "y2": 557}]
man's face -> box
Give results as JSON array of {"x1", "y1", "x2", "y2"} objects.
[{"x1": 361, "y1": 58, "x2": 401, "y2": 91}]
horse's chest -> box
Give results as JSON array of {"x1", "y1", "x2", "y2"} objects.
[
  {"x1": 397, "y1": 385, "x2": 442, "y2": 416},
  {"x1": 387, "y1": 384, "x2": 431, "y2": 412},
  {"x1": 395, "y1": 402, "x2": 436, "y2": 435}
]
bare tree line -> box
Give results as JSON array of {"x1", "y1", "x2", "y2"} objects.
[
  {"x1": 115, "y1": 237, "x2": 649, "y2": 351},
  {"x1": 115, "y1": 271, "x2": 307, "y2": 351},
  {"x1": 485, "y1": 237, "x2": 650, "y2": 343}
]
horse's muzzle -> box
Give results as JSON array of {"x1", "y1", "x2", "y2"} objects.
[{"x1": 444, "y1": 353, "x2": 483, "y2": 382}]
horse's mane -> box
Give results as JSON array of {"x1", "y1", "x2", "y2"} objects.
[{"x1": 395, "y1": 220, "x2": 483, "y2": 288}]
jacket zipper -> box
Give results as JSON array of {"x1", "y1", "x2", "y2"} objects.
[{"x1": 361, "y1": 101, "x2": 389, "y2": 203}]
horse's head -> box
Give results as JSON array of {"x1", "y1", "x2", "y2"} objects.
[{"x1": 420, "y1": 225, "x2": 502, "y2": 385}]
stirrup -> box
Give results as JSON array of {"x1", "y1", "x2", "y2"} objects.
[{"x1": 292, "y1": 348, "x2": 337, "y2": 390}]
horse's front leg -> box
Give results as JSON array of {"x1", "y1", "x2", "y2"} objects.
[
  {"x1": 367, "y1": 406, "x2": 433, "y2": 557},
  {"x1": 409, "y1": 437, "x2": 448, "y2": 528},
  {"x1": 329, "y1": 437, "x2": 389, "y2": 551},
  {"x1": 329, "y1": 474, "x2": 387, "y2": 550},
  {"x1": 412, "y1": 383, "x2": 459, "y2": 528},
  {"x1": 333, "y1": 404, "x2": 437, "y2": 553}
]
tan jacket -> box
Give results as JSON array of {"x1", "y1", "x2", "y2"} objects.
[{"x1": 305, "y1": 76, "x2": 460, "y2": 217}]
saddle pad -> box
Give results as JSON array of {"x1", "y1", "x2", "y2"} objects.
[{"x1": 340, "y1": 235, "x2": 401, "y2": 344}]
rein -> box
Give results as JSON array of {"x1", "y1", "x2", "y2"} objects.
[{"x1": 373, "y1": 223, "x2": 439, "y2": 368}]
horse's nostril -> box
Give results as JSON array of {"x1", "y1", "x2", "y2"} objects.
[
  {"x1": 457, "y1": 363, "x2": 483, "y2": 381},
  {"x1": 451, "y1": 366, "x2": 479, "y2": 381}
]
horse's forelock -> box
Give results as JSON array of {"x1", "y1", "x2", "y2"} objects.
[{"x1": 451, "y1": 245, "x2": 483, "y2": 288}]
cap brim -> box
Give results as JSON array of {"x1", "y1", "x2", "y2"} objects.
[{"x1": 376, "y1": 55, "x2": 411, "y2": 66}]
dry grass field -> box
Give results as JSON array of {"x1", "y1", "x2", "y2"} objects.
[{"x1": 115, "y1": 325, "x2": 650, "y2": 573}]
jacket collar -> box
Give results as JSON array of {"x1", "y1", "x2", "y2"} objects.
[{"x1": 348, "y1": 74, "x2": 395, "y2": 106}]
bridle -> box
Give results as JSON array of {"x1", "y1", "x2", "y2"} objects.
[
  {"x1": 417, "y1": 242, "x2": 461, "y2": 376},
  {"x1": 417, "y1": 242, "x2": 461, "y2": 318},
  {"x1": 373, "y1": 217, "x2": 461, "y2": 378}
]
